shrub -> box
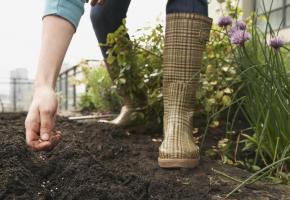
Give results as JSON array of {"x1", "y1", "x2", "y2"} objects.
[
  {"x1": 211, "y1": 0, "x2": 290, "y2": 182},
  {"x1": 200, "y1": 0, "x2": 290, "y2": 184},
  {"x1": 198, "y1": 23, "x2": 241, "y2": 117},
  {"x1": 197, "y1": 0, "x2": 243, "y2": 126},
  {"x1": 105, "y1": 21, "x2": 164, "y2": 124}
]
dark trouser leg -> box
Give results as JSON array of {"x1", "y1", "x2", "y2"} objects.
[
  {"x1": 90, "y1": 0, "x2": 131, "y2": 58},
  {"x1": 159, "y1": 0, "x2": 212, "y2": 168},
  {"x1": 166, "y1": 0, "x2": 208, "y2": 16},
  {"x1": 90, "y1": 0, "x2": 146, "y2": 127}
]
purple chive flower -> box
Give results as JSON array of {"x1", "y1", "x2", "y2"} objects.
[
  {"x1": 236, "y1": 21, "x2": 247, "y2": 30},
  {"x1": 229, "y1": 21, "x2": 247, "y2": 36},
  {"x1": 230, "y1": 30, "x2": 251, "y2": 46},
  {"x1": 218, "y1": 16, "x2": 233, "y2": 27},
  {"x1": 269, "y1": 37, "x2": 284, "y2": 52}
]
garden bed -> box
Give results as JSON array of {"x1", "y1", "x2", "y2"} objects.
[{"x1": 1, "y1": 113, "x2": 290, "y2": 200}]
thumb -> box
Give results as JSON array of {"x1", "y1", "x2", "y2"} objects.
[{"x1": 40, "y1": 110, "x2": 54, "y2": 141}]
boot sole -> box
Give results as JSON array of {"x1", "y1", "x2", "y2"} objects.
[{"x1": 158, "y1": 158, "x2": 200, "y2": 168}]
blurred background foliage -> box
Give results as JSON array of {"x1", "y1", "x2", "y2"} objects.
[{"x1": 76, "y1": 61, "x2": 121, "y2": 113}]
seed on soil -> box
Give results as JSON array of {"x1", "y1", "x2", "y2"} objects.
[
  {"x1": 39, "y1": 155, "x2": 45, "y2": 160},
  {"x1": 97, "y1": 144, "x2": 103, "y2": 151},
  {"x1": 152, "y1": 138, "x2": 162, "y2": 143},
  {"x1": 176, "y1": 177, "x2": 191, "y2": 185}
]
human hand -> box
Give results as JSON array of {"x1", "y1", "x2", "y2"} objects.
[
  {"x1": 86, "y1": 0, "x2": 106, "y2": 6},
  {"x1": 25, "y1": 86, "x2": 61, "y2": 151}
]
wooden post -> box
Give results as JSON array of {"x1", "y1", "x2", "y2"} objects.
[
  {"x1": 73, "y1": 66, "x2": 77, "y2": 109},
  {"x1": 13, "y1": 78, "x2": 17, "y2": 112},
  {"x1": 65, "y1": 72, "x2": 68, "y2": 110}
]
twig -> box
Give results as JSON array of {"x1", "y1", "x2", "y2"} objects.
[
  {"x1": 234, "y1": 133, "x2": 241, "y2": 163},
  {"x1": 226, "y1": 156, "x2": 290, "y2": 198},
  {"x1": 68, "y1": 114, "x2": 118, "y2": 120},
  {"x1": 212, "y1": 168, "x2": 243, "y2": 183}
]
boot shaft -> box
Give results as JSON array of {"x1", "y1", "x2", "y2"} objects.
[
  {"x1": 159, "y1": 13, "x2": 212, "y2": 165},
  {"x1": 163, "y1": 13, "x2": 212, "y2": 83},
  {"x1": 163, "y1": 13, "x2": 212, "y2": 115}
]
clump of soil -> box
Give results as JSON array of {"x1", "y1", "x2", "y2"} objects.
[{"x1": 1, "y1": 113, "x2": 290, "y2": 200}]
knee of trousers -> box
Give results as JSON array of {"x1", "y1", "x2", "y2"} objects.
[
  {"x1": 166, "y1": 0, "x2": 208, "y2": 16},
  {"x1": 90, "y1": 7, "x2": 112, "y2": 43},
  {"x1": 90, "y1": 6, "x2": 120, "y2": 58},
  {"x1": 43, "y1": 0, "x2": 85, "y2": 31}
]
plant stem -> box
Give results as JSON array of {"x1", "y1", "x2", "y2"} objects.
[
  {"x1": 226, "y1": 156, "x2": 290, "y2": 198},
  {"x1": 212, "y1": 168, "x2": 243, "y2": 183}
]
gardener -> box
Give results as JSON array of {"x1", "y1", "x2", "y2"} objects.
[{"x1": 25, "y1": 0, "x2": 212, "y2": 168}]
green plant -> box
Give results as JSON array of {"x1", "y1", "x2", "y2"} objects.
[
  {"x1": 202, "y1": 1, "x2": 290, "y2": 190},
  {"x1": 198, "y1": 23, "x2": 240, "y2": 118},
  {"x1": 198, "y1": 0, "x2": 244, "y2": 128},
  {"x1": 236, "y1": 25, "x2": 290, "y2": 175},
  {"x1": 282, "y1": 45, "x2": 290, "y2": 71},
  {"x1": 214, "y1": 0, "x2": 290, "y2": 186},
  {"x1": 77, "y1": 60, "x2": 121, "y2": 112},
  {"x1": 199, "y1": 0, "x2": 245, "y2": 164},
  {"x1": 105, "y1": 20, "x2": 164, "y2": 123}
]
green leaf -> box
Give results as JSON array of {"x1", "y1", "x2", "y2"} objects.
[
  {"x1": 107, "y1": 54, "x2": 116, "y2": 64},
  {"x1": 119, "y1": 78, "x2": 126, "y2": 84}
]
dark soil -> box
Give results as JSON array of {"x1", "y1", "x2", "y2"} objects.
[{"x1": 1, "y1": 113, "x2": 290, "y2": 200}]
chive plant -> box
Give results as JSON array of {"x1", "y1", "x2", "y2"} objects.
[{"x1": 218, "y1": 0, "x2": 290, "y2": 187}]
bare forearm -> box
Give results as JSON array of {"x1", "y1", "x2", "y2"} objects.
[
  {"x1": 25, "y1": 0, "x2": 107, "y2": 152},
  {"x1": 35, "y1": 15, "x2": 75, "y2": 89}
]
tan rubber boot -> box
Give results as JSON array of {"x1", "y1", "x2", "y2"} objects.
[
  {"x1": 107, "y1": 97, "x2": 142, "y2": 127},
  {"x1": 102, "y1": 63, "x2": 146, "y2": 127},
  {"x1": 158, "y1": 13, "x2": 212, "y2": 168}
]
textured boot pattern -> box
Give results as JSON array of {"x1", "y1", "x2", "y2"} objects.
[
  {"x1": 159, "y1": 82, "x2": 200, "y2": 159},
  {"x1": 159, "y1": 13, "x2": 212, "y2": 160}
]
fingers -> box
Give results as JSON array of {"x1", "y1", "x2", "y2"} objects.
[
  {"x1": 50, "y1": 131, "x2": 62, "y2": 147},
  {"x1": 90, "y1": 0, "x2": 105, "y2": 6},
  {"x1": 25, "y1": 106, "x2": 61, "y2": 152},
  {"x1": 27, "y1": 139, "x2": 52, "y2": 152},
  {"x1": 25, "y1": 106, "x2": 41, "y2": 143},
  {"x1": 26, "y1": 130, "x2": 62, "y2": 152},
  {"x1": 90, "y1": 0, "x2": 98, "y2": 6},
  {"x1": 40, "y1": 108, "x2": 55, "y2": 141},
  {"x1": 97, "y1": 0, "x2": 105, "y2": 5}
]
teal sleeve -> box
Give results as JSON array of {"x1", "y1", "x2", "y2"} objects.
[{"x1": 43, "y1": 0, "x2": 85, "y2": 30}]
